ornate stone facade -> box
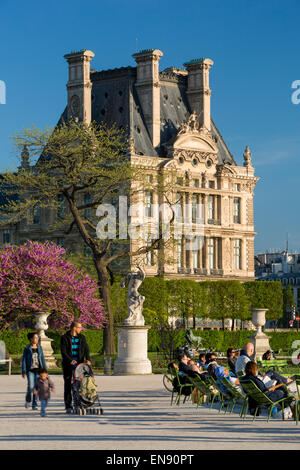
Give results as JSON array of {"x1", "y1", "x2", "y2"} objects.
[{"x1": 1, "y1": 48, "x2": 259, "y2": 282}]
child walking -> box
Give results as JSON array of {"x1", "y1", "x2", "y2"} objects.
[{"x1": 33, "y1": 368, "x2": 55, "y2": 417}]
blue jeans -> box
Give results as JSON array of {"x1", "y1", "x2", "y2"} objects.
[
  {"x1": 40, "y1": 399, "x2": 48, "y2": 416},
  {"x1": 26, "y1": 371, "x2": 38, "y2": 408}
]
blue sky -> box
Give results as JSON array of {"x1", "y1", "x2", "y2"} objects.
[{"x1": 0, "y1": 0, "x2": 299, "y2": 253}]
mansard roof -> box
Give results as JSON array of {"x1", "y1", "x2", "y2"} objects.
[{"x1": 56, "y1": 64, "x2": 236, "y2": 164}]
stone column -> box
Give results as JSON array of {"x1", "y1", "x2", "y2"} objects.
[{"x1": 114, "y1": 326, "x2": 152, "y2": 375}]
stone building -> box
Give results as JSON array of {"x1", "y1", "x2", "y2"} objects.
[
  {"x1": 256, "y1": 250, "x2": 300, "y2": 314},
  {"x1": 1, "y1": 48, "x2": 259, "y2": 281}
]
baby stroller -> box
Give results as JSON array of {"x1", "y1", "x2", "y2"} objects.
[{"x1": 71, "y1": 363, "x2": 104, "y2": 415}]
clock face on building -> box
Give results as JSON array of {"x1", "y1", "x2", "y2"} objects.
[{"x1": 70, "y1": 94, "x2": 80, "y2": 117}]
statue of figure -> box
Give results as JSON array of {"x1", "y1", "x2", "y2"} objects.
[
  {"x1": 243, "y1": 145, "x2": 252, "y2": 167},
  {"x1": 188, "y1": 110, "x2": 199, "y2": 131},
  {"x1": 120, "y1": 265, "x2": 146, "y2": 326}
]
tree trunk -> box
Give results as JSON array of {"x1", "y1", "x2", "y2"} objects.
[
  {"x1": 231, "y1": 318, "x2": 235, "y2": 331},
  {"x1": 94, "y1": 257, "x2": 116, "y2": 355}
]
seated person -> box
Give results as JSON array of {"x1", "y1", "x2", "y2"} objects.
[
  {"x1": 178, "y1": 352, "x2": 207, "y2": 380},
  {"x1": 236, "y1": 344, "x2": 293, "y2": 387},
  {"x1": 198, "y1": 353, "x2": 206, "y2": 369},
  {"x1": 262, "y1": 350, "x2": 273, "y2": 361},
  {"x1": 215, "y1": 366, "x2": 244, "y2": 394},
  {"x1": 240, "y1": 361, "x2": 296, "y2": 419},
  {"x1": 235, "y1": 342, "x2": 254, "y2": 375},
  {"x1": 227, "y1": 348, "x2": 238, "y2": 376},
  {"x1": 167, "y1": 361, "x2": 179, "y2": 371},
  {"x1": 205, "y1": 352, "x2": 218, "y2": 379}
]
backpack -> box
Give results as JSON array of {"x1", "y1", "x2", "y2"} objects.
[{"x1": 79, "y1": 376, "x2": 98, "y2": 402}]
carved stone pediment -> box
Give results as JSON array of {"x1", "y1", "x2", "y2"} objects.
[
  {"x1": 167, "y1": 112, "x2": 218, "y2": 161},
  {"x1": 216, "y1": 164, "x2": 236, "y2": 176}
]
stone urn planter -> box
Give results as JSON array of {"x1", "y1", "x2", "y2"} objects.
[
  {"x1": 249, "y1": 308, "x2": 271, "y2": 360},
  {"x1": 35, "y1": 312, "x2": 58, "y2": 369}
]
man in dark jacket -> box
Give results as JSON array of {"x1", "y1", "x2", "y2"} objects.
[{"x1": 60, "y1": 322, "x2": 91, "y2": 413}]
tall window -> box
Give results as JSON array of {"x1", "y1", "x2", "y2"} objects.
[
  {"x1": 192, "y1": 194, "x2": 198, "y2": 224},
  {"x1": 191, "y1": 236, "x2": 200, "y2": 269},
  {"x1": 207, "y1": 238, "x2": 215, "y2": 269},
  {"x1": 145, "y1": 236, "x2": 155, "y2": 266},
  {"x1": 57, "y1": 194, "x2": 64, "y2": 219},
  {"x1": 3, "y1": 229, "x2": 10, "y2": 244},
  {"x1": 208, "y1": 195, "x2": 214, "y2": 221},
  {"x1": 176, "y1": 239, "x2": 183, "y2": 268},
  {"x1": 234, "y1": 239, "x2": 241, "y2": 270},
  {"x1": 33, "y1": 204, "x2": 40, "y2": 224},
  {"x1": 233, "y1": 197, "x2": 241, "y2": 224},
  {"x1": 145, "y1": 191, "x2": 153, "y2": 218},
  {"x1": 84, "y1": 193, "x2": 91, "y2": 218}
]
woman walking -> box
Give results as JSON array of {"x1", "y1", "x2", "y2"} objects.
[{"x1": 21, "y1": 332, "x2": 47, "y2": 410}]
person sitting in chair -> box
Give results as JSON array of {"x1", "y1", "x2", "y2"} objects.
[
  {"x1": 262, "y1": 350, "x2": 273, "y2": 360},
  {"x1": 241, "y1": 361, "x2": 296, "y2": 419}
]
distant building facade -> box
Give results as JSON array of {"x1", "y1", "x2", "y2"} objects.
[
  {"x1": 256, "y1": 250, "x2": 300, "y2": 313},
  {"x1": 1, "y1": 48, "x2": 259, "y2": 281}
]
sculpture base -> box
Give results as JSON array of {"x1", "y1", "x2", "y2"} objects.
[
  {"x1": 114, "y1": 326, "x2": 152, "y2": 375},
  {"x1": 39, "y1": 336, "x2": 58, "y2": 369},
  {"x1": 249, "y1": 331, "x2": 271, "y2": 361}
]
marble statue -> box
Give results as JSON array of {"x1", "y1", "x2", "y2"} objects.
[{"x1": 120, "y1": 265, "x2": 146, "y2": 326}]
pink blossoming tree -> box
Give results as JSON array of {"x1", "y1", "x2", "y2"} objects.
[{"x1": 0, "y1": 240, "x2": 107, "y2": 330}]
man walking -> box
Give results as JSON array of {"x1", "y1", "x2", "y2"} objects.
[{"x1": 60, "y1": 322, "x2": 91, "y2": 413}]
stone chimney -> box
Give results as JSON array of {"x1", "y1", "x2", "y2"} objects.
[
  {"x1": 132, "y1": 49, "x2": 163, "y2": 148},
  {"x1": 183, "y1": 58, "x2": 214, "y2": 131},
  {"x1": 64, "y1": 49, "x2": 95, "y2": 124}
]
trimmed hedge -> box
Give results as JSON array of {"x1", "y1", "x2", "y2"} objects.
[
  {"x1": 3, "y1": 328, "x2": 300, "y2": 356},
  {"x1": 0, "y1": 329, "x2": 107, "y2": 355}
]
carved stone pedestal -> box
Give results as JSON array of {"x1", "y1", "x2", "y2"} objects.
[
  {"x1": 39, "y1": 336, "x2": 58, "y2": 370},
  {"x1": 114, "y1": 326, "x2": 152, "y2": 375},
  {"x1": 249, "y1": 308, "x2": 271, "y2": 360},
  {"x1": 35, "y1": 313, "x2": 58, "y2": 369}
]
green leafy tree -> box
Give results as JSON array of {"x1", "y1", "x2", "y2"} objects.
[
  {"x1": 243, "y1": 281, "x2": 283, "y2": 320},
  {"x1": 283, "y1": 284, "x2": 295, "y2": 327},
  {"x1": 0, "y1": 120, "x2": 176, "y2": 354}
]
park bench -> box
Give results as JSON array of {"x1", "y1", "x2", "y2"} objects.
[{"x1": 0, "y1": 357, "x2": 12, "y2": 375}]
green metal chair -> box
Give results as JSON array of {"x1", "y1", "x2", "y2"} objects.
[
  {"x1": 239, "y1": 379, "x2": 296, "y2": 422},
  {"x1": 163, "y1": 371, "x2": 174, "y2": 393},
  {"x1": 168, "y1": 367, "x2": 194, "y2": 406},
  {"x1": 257, "y1": 359, "x2": 288, "y2": 373},
  {"x1": 292, "y1": 374, "x2": 300, "y2": 424},
  {"x1": 219, "y1": 377, "x2": 248, "y2": 417},
  {"x1": 189, "y1": 374, "x2": 221, "y2": 408},
  {"x1": 206, "y1": 375, "x2": 233, "y2": 413}
]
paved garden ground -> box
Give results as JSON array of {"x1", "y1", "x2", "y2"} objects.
[{"x1": 0, "y1": 374, "x2": 299, "y2": 450}]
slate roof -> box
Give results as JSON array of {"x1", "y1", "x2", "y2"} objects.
[{"x1": 56, "y1": 65, "x2": 237, "y2": 164}]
